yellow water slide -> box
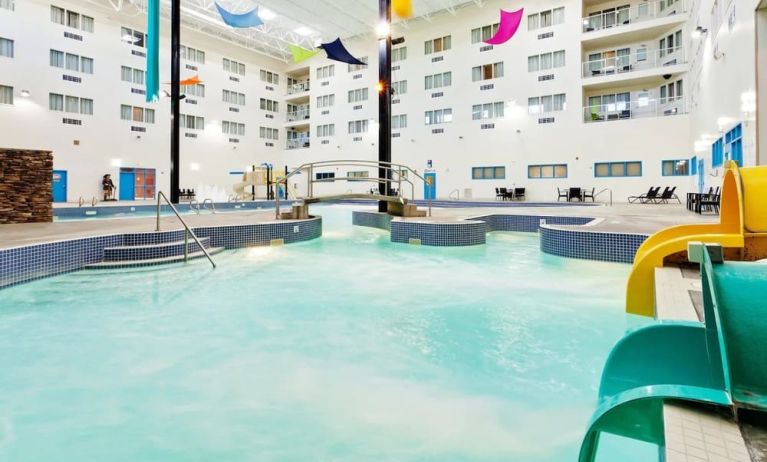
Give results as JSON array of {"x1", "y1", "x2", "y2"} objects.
[{"x1": 626, "y1": 162, "x2": 767, "y2": 317}]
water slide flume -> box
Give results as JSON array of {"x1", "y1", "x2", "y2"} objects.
[{"x1": 626, "y1": 162, "x2": 767, "y2": 317}]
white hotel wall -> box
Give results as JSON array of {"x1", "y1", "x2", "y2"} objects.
[
  {"x1": 286, "y1": 0, "x2": 695, "y2": 202},
  {"x1": 0, "y1": 0, "x2": 288, "y2": 202}
]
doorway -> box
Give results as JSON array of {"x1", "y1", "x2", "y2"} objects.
[{"x1": 52, "y1": 170, "x2": 67, "y2": 202}]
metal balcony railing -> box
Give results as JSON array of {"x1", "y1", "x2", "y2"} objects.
[
  {"x1": 583, "y1": 97, "x2": 686, "y2": 122},
  {"x1": 582, "y1": 0, "x2": 685, "y2": 33},
  {"x1": 582, "y1": 47, "x2": 685, "y2": 78},
  {"x1": 286, "y1": 108, "x2": 311, "y2": 122},
  {"x1": 286, "y1": 137, "x2": 311, "y2": 150},
  {"x1": 287, "y1": 81, "x2": 310, "y2": 95}
]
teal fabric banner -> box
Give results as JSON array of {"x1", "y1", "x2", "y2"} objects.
[{"x1": 145, "y1": 0, "x2": 160, "y2": 102}]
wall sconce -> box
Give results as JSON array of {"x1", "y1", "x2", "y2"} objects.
[
  {"x1": 20, "y1": 89, "x2": 31, "y2": 97},
  {"x1": 691, "y1": 25, "x2": 708, "y2": 39}
]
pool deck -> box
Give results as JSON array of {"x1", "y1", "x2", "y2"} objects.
[{"x1": 2, "y1": 202, "x2": 714, "y2": 250}]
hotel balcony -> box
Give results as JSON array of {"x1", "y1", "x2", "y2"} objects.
[
  {"x1": 285, "y1": 107, "x2": 311, "y2": 128},
  {"x1": 286, "y1": 135, "x2": 310, "y2": 150},
  {"x1": 582, "y1": 96, "x2": 686, "y2": 122},
  {"x1": 581, "y1": 0, "x2": 688, "y2": 46},
  {"x1": 287, "y1": 80, "x2": 310, "y2": 95},
  {"x1": 581, "y1": 46, "x2": 688, "y2": 88}
]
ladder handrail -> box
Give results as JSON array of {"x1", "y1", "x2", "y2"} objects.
[
  {"x1": 594, "y1": 188, "x2": 613, "y2": 206},
  {"x1": 449, "y1": 188, "x2": 460, "y2": 200},
  {"x1": 156, "y1": 191, "x2": 216, "y2": 268},
  {"x1": 202, "y1": 198, "x2": 216, "y2": 213},
  {"x1": 189, "y1": 199, "x2": 200, "y2": 214}
]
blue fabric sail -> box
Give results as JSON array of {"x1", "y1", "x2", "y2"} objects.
[
  {"x1": 320, "y1": 38, "x2": 366, "y2": 66},
  {"x1": 214, "y1": 2, "x2": 263, "y2": 28},
  {"x1": 145, "y1": 0, "x2": 160, "y2": 102}
]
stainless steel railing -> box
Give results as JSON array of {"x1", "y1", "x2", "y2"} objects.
[
  {"x1": 155, "y1": 191, "x2": 216, "y2": 268},
  {"x1": 594, "y1": 188, "x2": 613, "y2": 206}
]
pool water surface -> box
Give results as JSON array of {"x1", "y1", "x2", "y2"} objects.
[{"x1": 0, "y1": 205, "x2": 655, "y2": 461}]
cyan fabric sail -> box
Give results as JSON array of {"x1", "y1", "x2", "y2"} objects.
[
  {"x1": 145, "y1": 0, "x2": 160, "y2": 102},
  {"x1": 214, "y1": 2, "x2": 264, "y2": 28},
  {"x1": 320, "y1": 38, "x2": 366, "y2": 66},
  {"x1": 484, "y1": 8, "x2": 524, "y2": 45}
]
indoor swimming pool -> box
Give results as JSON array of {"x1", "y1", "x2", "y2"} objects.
[{"x1": 0, "y1": 206, "x2": 656, "y2": 461}]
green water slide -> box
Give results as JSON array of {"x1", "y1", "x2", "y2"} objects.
[{"x1": 579, "y1": 245, "x2": 767, "y2": 462}]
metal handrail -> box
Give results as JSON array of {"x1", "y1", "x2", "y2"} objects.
[
  {"x1": 155, "y1": 191, "x2": 216, "y2": 268},
  {"x1": 594, "y1": 188, "x2": 613, "y2": 206},
  {"x1": 78, "y1": 196, "x2": 84, "y2": 207},
  {"x1": 449, "y1": 188, "x2": 460, "y2": 200},
  {"x1": 274, "y1": 159, "x2": 432, "y2": 218},
  {"x1": 91, "y1": 196, "x2": 98, "y2": 207},
  {"x1": 202, "y1": 198, "x2": 216, "y2": 213},
  {"x1": 189, "y1": 199, "x2": 200, "y2": 215}
]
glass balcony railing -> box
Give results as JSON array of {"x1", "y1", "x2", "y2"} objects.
[
  {"x1": 582, "y1": 0, "x2": 685, "y2": 33},
  {"x1": 287, "y1": 81, "x2": 310, "y2": 95},
  {"x1": 286, "y1": 108, "x2": 311, "y2": 122},
  {"x1": 582, "y1": 47, "x2": 685, "y2": 78},
  {"x1": 286, "y1": 137, "x2": 310, "y2": 150},
  {"x1": 583, "y1": 97, "x2": 686, "y2": 122}
]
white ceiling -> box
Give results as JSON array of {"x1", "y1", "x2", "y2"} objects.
[{"x1": 90, "y1": 0, "x2": 487, "y2": 61}]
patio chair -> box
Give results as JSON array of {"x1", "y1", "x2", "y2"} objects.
[
  {"x1": 495, "y1": 188, "x2": 505, "y2": 201},
  {"x1": 557, "y1": 188, "x2": 569, "y2": 201},
  {"x1": 499, "y1": 187, "x2": 509, "y2": 201},
  {"x1": 513, "y1": 188, "x2": 526, "y2": 201},
  {"x1": 569, "y1": 187, "x2": 583, "y2": 202},
  {"x1": 654, "y1": 186, "x2": 677, "y2": 204},
  {"x1": 628, "y1": 186, "x2": 659, "y2": 203},
  {"x1": 583, "y1": 188, "x2": 595, "y2": 202}
]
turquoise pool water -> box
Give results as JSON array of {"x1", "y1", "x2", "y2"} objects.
[{"x1": 0, "y1": 206, "x2": 655, "y2": 461}]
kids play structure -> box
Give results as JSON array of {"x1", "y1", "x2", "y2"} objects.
[{"x1": 626, "y1": 162, "x2": 767, "y2": 317}]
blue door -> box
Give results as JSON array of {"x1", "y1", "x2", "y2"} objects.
[
  {"x1": 119, "y1": 171, "x2": 135, "y2": 200},
  {"x1": 424, "y1": 172, "x2": 436, "y2": 200},
  {"x1": 697, "y1": 159, "x2": 705, "y2": 193},
  {"x1": 52, "y1": 170, "x2": 67, "y2": 202}
]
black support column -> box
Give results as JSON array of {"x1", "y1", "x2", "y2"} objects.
[
  {"x1": 170, "y1": 0, "x2": 181, "y2": 204},
  {"x1": 377, "y1": 0, "x2": 392, "y2": 212}
]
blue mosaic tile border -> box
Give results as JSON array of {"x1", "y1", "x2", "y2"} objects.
[
  {"x1": 540, "y1": 225, "x2": 648, "y2": 264},
  {"x1": 54, "y1": 200, "x2": 295, "y2": 220},
  {"x1": 351, "y1": 211, "x2": 393, "y2": 231},
  {"x1": 391, "y1": 221, "x2": 487, "y2": 246},
  {"x1": 473, "y1": 214, "x2": 594, "y2": 232},
  {"x1": 0, "y1": 217, "x2": 321, "y2": 290}
]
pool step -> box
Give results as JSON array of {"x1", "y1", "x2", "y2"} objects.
[
  {"x1": 102, "y1": 237, "x2": 211, "y2": 262},
  {"x1": 84, "y1": 246, "x2": 224, "y2": 270}
]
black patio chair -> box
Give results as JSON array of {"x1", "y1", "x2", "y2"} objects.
[
  {"x1": 698, "y1": 193, "x2": 721, "y2": 214},
  {"x1": 654, "y1": 186, "x2": 678, "y2": 204},
  {"x1": 569, "y1": 187, "x2": 583, "y2": 202},
  {"x1": 557, "y1": 188, "x2": 568, "y2": 201},
  {"x1": 513, "y1": 188, "x2": 526, "y2": 201},
  {"x1": 495, "y1": 188, "x2": 505, "y2": 201},
  {"x1": 583, "y1": 188, "x2": 595, "y2": 202},
  {"x1": 628, "y1": 186, "x2": 660, "y2": 203},
  {"x1": 499, "y1": 187, "x2": 509, "y2": 201}
]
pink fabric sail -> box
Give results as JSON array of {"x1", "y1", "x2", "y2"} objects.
[{"x1": 484, "y1": 8, "x2": 524, "y2": 45}]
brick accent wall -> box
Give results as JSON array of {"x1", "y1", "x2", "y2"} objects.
[{"x1": 0, "y1": 149, "x2": 53, "y2": 224}]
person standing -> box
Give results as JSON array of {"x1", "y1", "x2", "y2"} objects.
[{"x1": 102, "y1": 174, "x2": 115, "y2": 201}]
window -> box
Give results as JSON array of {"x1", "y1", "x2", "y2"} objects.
[
  {"x1": 471, "y1": 23, "x2": 500, "y2": 43},
  {"x1": 79, "y1": 98, "x2": 93, "y2": 115},
  {"x1": 259, "y1": 127, "x2": 279, "y2": 140},
  {"x1": 50, "y1": 93, "x2": 92, "y2": 115},
  {"x1": 180, "y1": 45, "x2": 205, "y2": 64},
  {"x1": 528, "y1": 164, "x2": 568, "y2": 178},
  {"x1": 316, "y1": 123, "x2": 335, "y2": 137},
  {"x1": 81, "y1": 15, "x2": 94, "y2": 33},
  {"x1": 594, "y1": 161, "x2": 642, "y2": 177},
  {"x1": 424, "y1": 35, "x2": 451, "y2": 54},
  {"x1": 392, "y1": 114, "x2": 407, "y2": 129},
  {"x1": 51, "y1": 6, "x2": 92, "y2": 31},
  {"x1": 66, "y1": 10, "x2": 79, "y2": 29},
  {"x1": 0, "y1": 85, "x2": 12, "y2": 105},
  {"x1": 528, "y1": 93, "x2": 566, "y2": 114},
  {"x1": 528, "y1": 7, "x2": 565, "y2": 30},
  {"x1": 80, "y1": 57, "x2": 94, "y2": 74},
  {"x1": 316, "y1": 94, "x2": 335, "y2": 108},
  {"x1": 424, "y1": 72, "x2": 451, "y2": 90},
  {"x1": 50, "y1": 49, "x2": 64, "y2": 68},
  {"x1": 260, "y1": 98, "x2": 278, "y2": 112},
  {"x1": 662, "y1": 159, "x2": 690, "y2": 176},
  {"x1": 316, "y1": 172, "x2": 336, "y2": 181},
  {"x1": 472, "y1": 166, "x2": 506, "y2": 180},
  {"x1": 259, "y1": 69, "x2": 279, "y2": 84},
  {"x1": 51, "y1": 6, "x2": 65, "y2": 24},
  {"x1": 65, "y1": 53, "x2": 79, "y2": 71},
  {"x1": 424, "y1": 108, "x2": 452, "y2": 125},
  {"x1": 472, "y1": 102, "x2": 505, "y2": 120},
  {"x1": 348, "y1": 87, "x2": 369, "y2": 103},
  {"x1": 0, "y1": 0, "x2": 14, "y2": 11},
  {"x1": 180, "y1": 114, "x2": 204, "y2": 130},
  {"x1": 636, "y1": 46, "x2": 647, "y2": 62},
  {"x1": 121, "y1": 27, "x2": 146, "y2": 47},
  {"x1": 222, "y1": 121, "x2": 245, "y2": 136},
  {"x1": 0, "y1": 38, "x2": 13, "y2": 58},
  {"x1": 348, "y1": 171, "x2": 369, "y2": 179},
  {"x1": 223, "y1": 89, "x2": 246, "y2": 106},
  {"x1": 121, "y1": 104, "x2": 155, "y2": 123},
  {"x1": 348, "y1": 119, "x2": 369, "y2": 134},
  {"x1": 49, "y1": 93, "x2": 64, "y2": 111},
  {"x1": 392, "y1": 47, "x2": 407, "y2": 62},
  {"x1": 471, "y1": 62, "x2": 504, "y2": 81},
  {"x1": 121, "y1": 66, "x2": 145, "y2": 84},
  {"x1": 528, "y1": 51, "x2": 565, "y2": 71},
  {"x1": 347, "y1": 56, "x2": 368, "y2": 72},
  {"x1": 182, "y1": 83, "x2": 205, "y2": 97},
  {"x1": 223, "y1": 58, "x2": 245, "y2": 75},
  {"x1": 316, "y1": 64, "x2": 334, "y2": 79},
  {"x1": 392, "y1": 80, "x2": 407, "y2": 95}
]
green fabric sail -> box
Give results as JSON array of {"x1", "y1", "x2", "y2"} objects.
[
  {"x1": 289, "y1": 44, "x2": 320, "y2": 64},
  {"x1": 145, "y1": 0, "x2": 160, "y2": 102}
]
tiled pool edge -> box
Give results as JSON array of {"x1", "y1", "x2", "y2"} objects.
[
  {"x1": 353, "y1": 210, "x2": 647, "y2": 263},
  {"x1": 0, "y1": 217, "x2": 321, "y2": 290}
]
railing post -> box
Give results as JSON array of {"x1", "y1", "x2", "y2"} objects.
[
  {"x1": 184, "y1": 229, "x2": 189, "y2": 262},
  {"x1": 156, "y1": 193, "x2": 162, "y2": 231}
]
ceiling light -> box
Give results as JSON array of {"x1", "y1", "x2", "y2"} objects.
[
  {"x1": 294, "y1": 27, "x2": 313, "y2": 36},
  {"x1": 376, "y1": 21, "x2": 390, "y2": 37},
  {"x1": 259, "y1": 8, "x2": 276, "y2": 21}
]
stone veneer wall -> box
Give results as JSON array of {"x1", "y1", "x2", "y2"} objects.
[{"x1": 0, "y1": 148, "x2": 53, "y2": 224}]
